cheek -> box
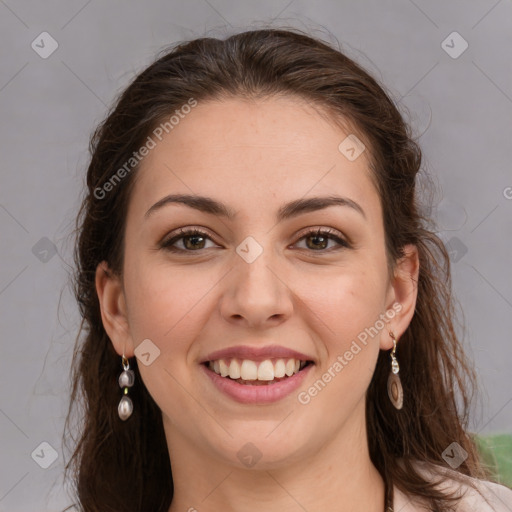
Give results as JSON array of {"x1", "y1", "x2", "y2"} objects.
[
  {"x1": 293, "y1": 264, "x2": 389, "y2": 405},
  {"x1": 296, "y1": 264, "x2": 389, "y2": 348},
  {"x1": 123, "y1": 262, "x2": 218, "y2": 416},
  {"x1": 298, "y1": 272, "x2": 385, "y2": 399},
  {"x1": 276, "y1": 267, "x2": 388, "y2": 436},
  {"x1": 123, "y1": 260, "x2": 220, "y2": 356}
]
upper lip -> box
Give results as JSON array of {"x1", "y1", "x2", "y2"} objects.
[{"x1": 199, "y1": 345, "x2": 316, "y2": 364}]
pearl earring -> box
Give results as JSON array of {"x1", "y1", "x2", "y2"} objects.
[{"x1": 118, "y1": 354, "x2": 135, "y2": 420}]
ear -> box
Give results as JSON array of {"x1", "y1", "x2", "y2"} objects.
[
  {"x1": 380, "y1": 244, "x2": 420, "y2": 350},
  {"x1": 95, "y1": 261, "x2": 135, "y2": 358}
]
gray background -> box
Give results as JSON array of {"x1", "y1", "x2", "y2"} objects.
[{"x1": 1, "y1": 1, "x2": 511, "y2": 510}]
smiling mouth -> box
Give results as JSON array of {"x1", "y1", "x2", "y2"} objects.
[{"x1": 203, "y1": 357, "x2": 314, "y2": 385}]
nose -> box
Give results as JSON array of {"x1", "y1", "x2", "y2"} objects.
[{"x1": 219, "y1": 246, "x2": 294, "y2": 329}]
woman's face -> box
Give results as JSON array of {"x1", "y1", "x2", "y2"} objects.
[{"x1": 97, "y1": 95, "x2": 418, "y2": 469}]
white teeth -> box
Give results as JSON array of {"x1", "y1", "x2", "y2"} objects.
[
  {"x1": 274, "y1": 359, "x2": 286, "y2": 378},
  {"x1": 219, "y1": 359, "x2": 229, "y2": 377},
  {"x1": 285, "y1": 359, "x2": 295, "y2": 377},
  {"x1": 257, "y1": 360, "x2": 274, "y2": 381},
  {"x1": 208, "y1": 357, "x2": 308, "y2": 381},
  {"x1": 240, "y1": 360, "x2": 258, "y2": 380},
  {"x1": 228, "y1": 359, "x2": 241, "y2": 379}
]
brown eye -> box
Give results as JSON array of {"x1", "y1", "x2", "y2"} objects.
[
  {"x1": 295, "y1": 228, "x2": 349, "y2": 252},
  {"x1": 160, "y1": 227, "x2": 349, "y2": 254},
  {"x1": 161, "y1": 228, "x2": 217, "y2": 252}
]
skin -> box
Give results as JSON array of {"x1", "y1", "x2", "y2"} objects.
[{"x1": 96, "y1": 95, "x2": 419, "y2": 512}]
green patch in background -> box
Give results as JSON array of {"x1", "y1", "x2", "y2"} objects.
[{"x1": 475, "y1": 433, "x2": 512, "y2": 487}]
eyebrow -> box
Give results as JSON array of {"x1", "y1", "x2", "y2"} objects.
[{"x1": 144, "y1": 194, "x2": 366, "y2": 222}]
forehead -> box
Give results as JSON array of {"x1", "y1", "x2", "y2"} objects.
[
  {"x1": 127, "y1": 95, "x2": 380, "y2": 223},
  {"x1": 153, "y1": 95, "x2": 364, "y2": 159}
]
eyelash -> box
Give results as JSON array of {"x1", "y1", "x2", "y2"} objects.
[{"x1": 160, "y1": 227, "x2": 350, "y2": 254}]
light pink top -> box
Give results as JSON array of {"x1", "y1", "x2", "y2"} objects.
[{"x1": 393, "y1": 461, "x2": 512, "y2": 511}]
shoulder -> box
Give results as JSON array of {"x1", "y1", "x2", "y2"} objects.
[{"x1": 392, "y1": 459, "x2": 512, "y2": 512}]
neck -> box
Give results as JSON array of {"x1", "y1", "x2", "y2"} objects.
[{"x1": 166, "y1": 402, "x2": 386, "y2": 512}]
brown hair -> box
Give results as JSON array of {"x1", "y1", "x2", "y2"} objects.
[{"x1": 63, "y1": 27, "x2": 493, "y2": 511}]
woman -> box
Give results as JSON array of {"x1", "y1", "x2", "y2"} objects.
[{"x1": 63, "y1": 28, "x2": 512, "y2": 511}]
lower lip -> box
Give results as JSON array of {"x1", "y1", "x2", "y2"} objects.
[{"x1": 200, "y1": 363, "x2": 314, "y2": 404}]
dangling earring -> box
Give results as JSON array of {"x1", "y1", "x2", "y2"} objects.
[
  {"x1": 118, "y1": 353, "x2": 135, "y2": 421},
  {"x1": 387, "y1": 331, "x2": 403, "y2": 410}
]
